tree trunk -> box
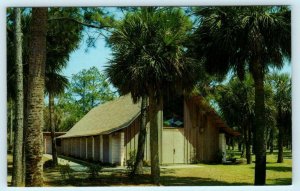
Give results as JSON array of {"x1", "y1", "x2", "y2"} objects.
[
  {"x1": 252, "y1": 60, "x2": 266, "y2": 185},
  {"x1": 269, "y1": 128, "x2": 274, "y2": 154},
  {"x1": 246, "y1": 123, "x2": 252, "y2": 164},
  {"x1": 132, "y1": 96, "x2": 148, "y2": 175},
  {"x1": 277, "y1": 115, "x2": 284, "y2": 163},
  {"x1": 240, "y1": 126, "x2": 245, "y2": 158},
  {"x1": 9, "y1": 100, "x2": 13, "y2": 151},
  {"x1": 49, "y1": 93, "x2": 58, "y2": 166},
  {"x1": 12, "y1": 8, "x2": 24, "y2": 187},
  {"x1": 149, "y1": 94, "x2": 161, "y2": 185},
  {"x1": 25, "y1": 8, "x2": 47, "y2": 187},
  {"x1": 22, "y1": 77, "x2": 28, "y2": 184}
]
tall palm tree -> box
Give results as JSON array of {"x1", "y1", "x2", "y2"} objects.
[
  {"x1": 12, "y1": 7, "x2": 24, "y2": 186},
  {"x1": 25, "y1": 8, "x2": 47, "y2": 186},
  {"x1": 44, "y1": 7, "x2": 83, "y2": 167},
  {"x1": 267, "y1": 73, "x2": 291, "y2": 163},
  {"x1": 45, "y1": 71, "x2": 68, "y2": 166},
  {"x1": 214, "y1": 75, "x2": 255, "y2": 164},
  {"x1": 106, "y1": 7, "x2": 196, "y2": 184},
  {"x1": 190, "y1": 6, "x2": 290, "y2": 185}
]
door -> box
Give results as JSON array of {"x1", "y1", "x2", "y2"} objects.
[{"x1": 162, "y1": 128, "x2": 185, "y2": 164}]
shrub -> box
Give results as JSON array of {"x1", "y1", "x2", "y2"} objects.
[
  {"x1": 143, "y1": 160, "x2": 150, "y2": 167},
  {"x1": 43, "y1": 159, "x2": 54, "y2": 169},
  {"x1": 126, "y1": 150, "x2": 136, "y2": 175},
  {"x1": 190, "y1": 151, "x2": 201, "y2": 164},
  {"x1": 226, "y1": 151, "x2": 237, "y2": 163},
  {"x1": 59, "y1": 163, "x2": 74, "y2": 180},
  {"x1": 87, "y1": 164, "x2": 103, "y2": 179}
]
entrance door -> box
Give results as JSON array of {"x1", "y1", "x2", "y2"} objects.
[{"x1": 162, "y1": 128, "x2": 185, "y2": 164}]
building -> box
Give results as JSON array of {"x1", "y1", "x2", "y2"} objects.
[
  {"x1": 43, "y1": 132, "x2": 66, "y2": 154},
  {"x1": 57, "y1": 94, "x2": 239, "y2": 166}
]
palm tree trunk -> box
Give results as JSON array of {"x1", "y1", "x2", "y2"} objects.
[
  {"x1": 252, "y1": 60, "x2": 266, "y2": 185},
  {"x1": 246, "y1": 123, "x2": 252, "y2": 164},
  {"x1": 22, "y1": 78, "x2": 28, "y2": 184},
  {"x1": 277, "y1": 111, "x2": 284, "y2": 163},
  {"x1": 269, "y1": 128, "x2": 274, "y2": 154},
  {"x1": 25, "y1": 8, "x2": 47, "y2": 186},
  {"x1": 9, "y1": 100, "x2": 13, "y2": 151},
  {"x1": 49, "y1": 93, "x2": 58, "y2": 166},
  {"x1": 149, "y1": 94, "x2": 161, "y2": 184},
  {"x1": 241, "y1": 126, "x2": 245, "y2": 158},
  {"x1": 132, "y1": 96, "x2": 148, "y2": 175},
  {"x1": 12, "y1": 8, "x2": 24, "y2": 186}
]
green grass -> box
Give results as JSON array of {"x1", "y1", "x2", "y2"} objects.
[
  {"x1": 159, "y1": 151, "x2": 292, "y2": 186},
  {"x1": 9, "y1": 150, "x2": 292, "y2": 186}
]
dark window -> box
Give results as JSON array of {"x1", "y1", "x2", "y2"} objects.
[{"x1": 163, "y1": 95, "x2": 184, "y2": 128}]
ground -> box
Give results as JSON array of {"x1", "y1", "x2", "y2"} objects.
[{"x1": 7, "y1": 150, "x2": 292, "y2": 186}]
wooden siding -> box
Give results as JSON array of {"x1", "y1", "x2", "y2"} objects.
[
  {"x1": 87, "y1": 136, "x2": 93, "y2": 160},
  {"x1": 103, "y1": 135, "x2": 109, "y2": 163},
  {"x1": 123, "y1": 111, "x2": 163, "y2": 163},
  {"x1": 110, "y1": 132, "x2": 124, "y2": 165},
  {"x1": 80, "y1": 137, "x2": 86, "y2": 159},
  {"x1": 58, "y1": 97, "x2": 225, "y2": 165},
  {"x1": 74, "y1": 138, "x2": 80, "y2": 158},
  {"x1": 44, "y1": 136, "x2": 52, "y2": 154},
  {"x1": 184, "y1": 99, "x2": 220, "y2": 163},
  {"x1": 94, "y1": 136, "x2": 100, "y2": 161},
  {"x1": 124, "y1": 116, "x2": 140, "y2": 161}
]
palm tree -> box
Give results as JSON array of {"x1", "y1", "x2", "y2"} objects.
[
  {"x1": 45, "y1": 71, "x2": 68, "y2": 166},
  {"x1": 106, "y1": 7, "x2": 196, "y2": 184},
  {"x1": 25, "y1": 8, "x2": 47, "y2": 186},
  {"x1": 11, "y1": 8, "x2": 24, "y2": 186},
  {"x1": 214, "y1": 75, "x2": 255, "y2": 164},
  {"x1": 190, "y1": 6, "x2": 290, "y2": 185},
  {"x1": 44, "y1": 7, "x2": 83, "y2": 167},
  {"x1": 267, "y1": 73, "x2": 291, "y2": 163}
]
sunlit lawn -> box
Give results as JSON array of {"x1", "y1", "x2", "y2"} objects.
[
  {"x1": 159, "y1": 151, "x2": 292, "y2": 186},
  {"x1": 8, "y1": 150, "x2": 292, "y2": 186}
]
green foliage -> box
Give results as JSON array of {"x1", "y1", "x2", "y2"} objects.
[
  {"x1": 59, "y1": 163, "x2": 75, "y2": 180},
  {"x1": 126, "y1": 150, "x2": 136, "y2": 175},
  {"x1": 106, "y1": 7, "x2": 198, "y2": 102},
  {"x1": 190, "y1": 6, "x2": 291, "y2": 79},
  {"x1": 50, "y1": 67, "x2": 116, "y2": 131},
  {"x1": 226, "y1": 151, "x2": 236, "y2": 162},
  {"x1": 87, "y1": 164, "x2": 103, "y2": 179}
]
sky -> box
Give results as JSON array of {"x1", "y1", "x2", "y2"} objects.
[{"x1": 62, "y1": 35, "x2": 111, "y2": 78}]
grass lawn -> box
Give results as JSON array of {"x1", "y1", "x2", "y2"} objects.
[
  {"x1": 8, "y1": 150, "x2": 292, "y2": 186},
  {"x1": 160, "y1": 151, "x2": 292, "y2": 186}
]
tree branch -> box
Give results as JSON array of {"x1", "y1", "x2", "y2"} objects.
[{"x1": 48, "y1": 17, "x2": 111, "y2": 30}]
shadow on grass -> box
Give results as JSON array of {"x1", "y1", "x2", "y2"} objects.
[
  {"x1": 160, "y1": 176, "x2": 251, "y2": 186},
  {"x1": 266, "y1": 166, "x2": 292, "y2": 172},
  {"x1": 269, "y1": 178, "x2": 292, "y2": 185},
  {"x1": 44, "y1": 171, "x2": 252, "y2": 186},
  {"x1": 250, "y1": 166, "x2": 291, "y2": 172}
]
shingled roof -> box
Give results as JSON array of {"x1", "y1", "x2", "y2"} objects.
[
  {"x1": 59, "y1": 94, "x2": 239, "y2": 139},
  {"x1": 58, "y1": 94, "x2": 140, "y2": 138}
]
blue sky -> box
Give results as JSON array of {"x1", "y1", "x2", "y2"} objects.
[{"x1": 62, "y1": 35, "x2": 111, "y2": 78}]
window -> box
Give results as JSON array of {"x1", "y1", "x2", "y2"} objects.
[{"x1": 163, "y1": 95, "x2": 184, "y2": 128}]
